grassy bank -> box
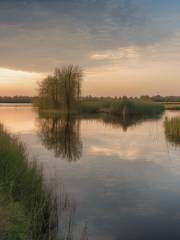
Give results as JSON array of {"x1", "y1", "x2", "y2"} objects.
[
  {"x1": 164, "y1": 117, "x2": 180, "y2": 144},
  {"x1": 0, "y1": 124, "x2": 56, "y2": 239}
]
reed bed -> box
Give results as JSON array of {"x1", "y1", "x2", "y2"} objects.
[
  {"x1": 164, "y1": 116, "x2": 180, "y2": 144},
  {"x1": 78, "y1": 99, "x2": 164, "y2": 116},
  {"x1": 0, "y1": 124, "x2": 57, "y2": 239},
  {"x1": 110, "y1": 100, "x2": 164, "y2": 117},
  {"x1": 78, "y1": 101, "x2": 103, "y2": 114}
]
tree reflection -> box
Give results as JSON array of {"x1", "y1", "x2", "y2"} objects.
[{"x1": 38, "y1": 114, "x2": 82, "y2": 162}]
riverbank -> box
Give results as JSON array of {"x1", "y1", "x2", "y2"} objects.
[{"x1": 0, "y1": 124, "x2": 56, "y2": 239}]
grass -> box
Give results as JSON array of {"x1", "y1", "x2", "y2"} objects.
[
  {"x1": 0, "y1": 124, "x2": 57, "y2": 239},
  {"x1": 164, "y1": 116, "x2": 180, "y2": 145},
  {"x1": 78, "y1": 101, "x2": 103, "y2": 114},
  {"x1": 36, "y1": 99, "x2": 165, "y2": 119},
  {"x1": 0, "y1": 189, "x2": 29, "y2": 240},
  {"x1": 110, "y1": 99, "x2": 164, "y2": 117},
  {"x1": 78, "y1": 99, "x2": 164, "y2": 117}
]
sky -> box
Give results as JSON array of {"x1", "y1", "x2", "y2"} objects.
[{"x1": 0, "y1": 0, "x2": 180, "y2": 96}]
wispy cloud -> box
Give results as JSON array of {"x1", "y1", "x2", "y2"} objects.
[{"x1": 90, "y1": 46, "x2": 139, "y2": 61}]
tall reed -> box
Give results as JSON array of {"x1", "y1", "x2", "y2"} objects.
[
  {"x1": 110, "y1": 99, "x2": 164, "y2": 117},
  {"x1": 164, "y1": 116, "x2": 180, "y2": 145},
  {"x1": 0, "y1": 124, "x2": 57, "y2": 239}
]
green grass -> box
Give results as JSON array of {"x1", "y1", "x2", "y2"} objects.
[
  {"x1": 164, "y1": 116, "x2": 180, "y2": 144},
  {"x1": 78, "y1": 101, "x2": 103, "y2": 114},
  {"x1": 0, "y1": 189, "x2": 29, "y2": 240},
  {"x1": 76, "y1": 99, "x2": 164, "y2": 117},
  {"x1": 0, "y1": 124, "x2": 57, "y2": 239},
  {"x1": 110, "y1": 100, "x2": 164, "y2": 117}
]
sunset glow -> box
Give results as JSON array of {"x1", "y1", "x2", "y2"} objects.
[
  {"x1": 0, "y1": 68, "x2": 42, "y2": 96},
  {"x1": 0, "y1": 0, "x2": 180, "y2": 96}
]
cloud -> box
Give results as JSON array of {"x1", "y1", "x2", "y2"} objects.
[
  {"x1": 0, "y1": 0, "x2": 180, "y2": 72},
  {"x1": 90, "y1": 46, "x2": 139, "y2": 61},
  {"x1": 0, "y1": 68, "x2": 42, "y2": 81},
  {"x1": 1, "y1": 0, "x2": 180, "y2": 96}
]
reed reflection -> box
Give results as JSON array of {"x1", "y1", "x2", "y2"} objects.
[
  {"x1": 82, "y1": 113, "x2": 163, "y2": 132},
  {"x1": 37, "y1": 113, "x2": 82, "y2": 162},
  {"x1": 44, "y1": 183, "x2": 88, "y2": 240},
  {"x1": 103, "y1": 114, "x2": 163, "y2": 131}
]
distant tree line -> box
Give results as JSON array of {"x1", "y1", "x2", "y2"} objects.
[
  {"x1": 82, "y1": 95, "x2": 180, "y2": 102},
  {"x1": 0, "y1": 96, "x2": 35, "y2": 103},
  {"x1": 150, "y1": 95, "x2": 180, "y2": 102},
  {"x1": 1, "y1": 95, "x2": 180, "y2": 104},
  {"x1": 0, "y1": 92, "x2": 180, "y2": 105}
]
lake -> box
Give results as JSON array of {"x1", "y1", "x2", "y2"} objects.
[{"x1": 0, "y1": 104, "x2": 180, "y2": 240}]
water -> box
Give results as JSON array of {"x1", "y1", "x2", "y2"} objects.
[{"x1": 0, "y1": 104, "x2": 180, "y2": 240}]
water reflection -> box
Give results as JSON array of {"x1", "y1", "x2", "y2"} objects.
[
  {"x1": 45, "y1": 183, "x2": 88, "y2": 240},
  {"x1": 81, "y1": 113, "x2": 163, "y2": 132},
  {"x1": 1, "y1": 106, "x2": 180, "y2": 240},
  {"x1": 37, "y1": 112, "x2": 163, "y2": 163},
  {"x1": 38, "y1": 113, "x2": 82, "y2": 162}
]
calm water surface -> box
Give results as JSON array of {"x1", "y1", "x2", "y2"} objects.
[{"x1": 1, "y1": 104, "x2": 180, "y2": 240}]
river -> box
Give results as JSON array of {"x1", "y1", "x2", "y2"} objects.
[{"x1": 0, "y1": 104, "x2": 180, "y2": 240}]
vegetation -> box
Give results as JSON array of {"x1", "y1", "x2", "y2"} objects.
[
  {"x1": 0, "y1": 96, "x2": 34, "y2": 103},
  {"x1": 0, "y1": 95, "x2": 180, "y2": 105},
  {"x1": 0, "y1": 189, "x2": 29, "y2": 240},
  {"x1": 36, "y1": 65, "x2": 83, "y2": 113},
  {"x1": 0, "y1": 124, "x2": 57, "y2": 239},
  {"x1": 164, "y1": 117, "x2": 180, "y2": 145},
  {"x1": 77, "y1": 98, "x2": 116, "y2": 114},
  {"x1": 110, "y1": 99, "x2": 164, "y2": 117},
  {"x1": 78, "y1": 101, "x2": 103, "y2": 114},
  {"x1": 82, "y1": 95, "x2": 180, "y2": 103},
  {"x1": 151, "y1": 95, "x2": 180, "y2": 102},
  {"x1": 34, "y1": 65, "x2": 168, "y2": 119}
]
